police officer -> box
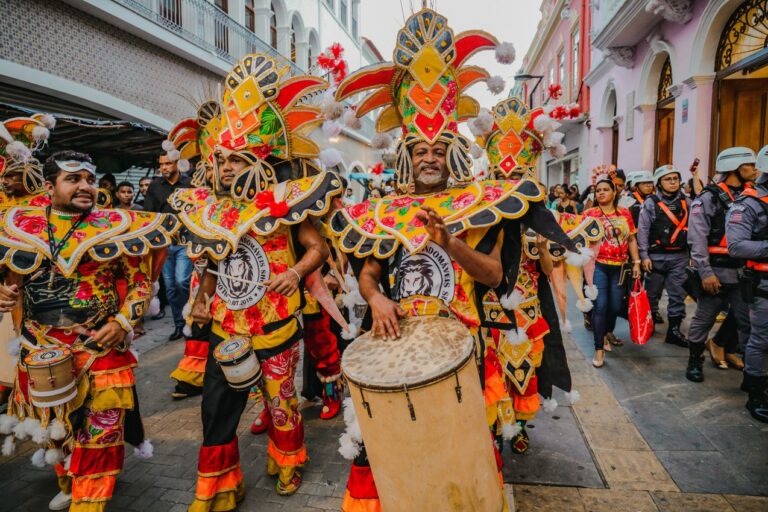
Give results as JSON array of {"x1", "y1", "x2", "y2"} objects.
[
  {"x1": 637, "y1": 165, "x2": 690, "y2": 346},
  {"x1": 725, "y1": 145, "x2": 768, "y2": 423},
  {"x1": 686, "y1": 148, "x2": 757, "y2": 382},
  {"x1": 626, "y1": 170, "x2": 654, "y2": 227}
]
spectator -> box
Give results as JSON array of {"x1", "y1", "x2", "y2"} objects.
[
  {"x1": 135, "y1": 176, "x2": 151, "y2": 207},
  {"x1": 580, "y1": 184, "x2": 596, "y2": 210},
  {"x1": 144, "y1": 153, "x2": 193, "y2": 341},
  {"x1": 99, "y1": 172, "x2": 117, "y2": 192},
  {"x1": 556, "y1": 183, "x2": 578, "y2": 214},
  {"x1": 547, "y1": 184, "x2": 563, "y2": 209},
  {"x1": 116, "y1": 181, "x2": 142, "y2": 210}
]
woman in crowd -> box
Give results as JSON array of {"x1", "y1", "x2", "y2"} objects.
[
  {"x1": 580, "y1": 184, "x2": 596, "y2": 210},
  {"x1": 556, "y1": 183, "x2": 579, "y2": 214},
  {"x1": 584, "y1": 175, "x2": 641, "y2": 367}
]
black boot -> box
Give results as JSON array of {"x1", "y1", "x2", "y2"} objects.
[
  {"x1": 665, "y1": 316, "x2": 689, "y2": 348},
  {"x1": 686, "y1": 343, "x2": 705, "y2": 383},
  {"x1": 741, "y1": 373, "x2": 768, "y2": 423},
  {"x1": 652, "y1": 311, "x2": 664, "y2": 325}
]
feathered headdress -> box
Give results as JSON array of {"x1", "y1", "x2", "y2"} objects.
[
  {"x1": 335, "y1": 8, "x2": 514, "y2": 191},
  {"x1": 0, "y1": 114, "x2": 55, "y2": 194},
  {"x1": 162, "y1": 101, "x2": 223, "y2": 187},
  {"x1": 591, "y1": 164, "x2": 617, "y2": 186}
]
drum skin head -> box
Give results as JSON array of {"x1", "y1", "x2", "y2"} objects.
[{"x1": 342, "y1": 316, "x2": 474, "y2": 389}]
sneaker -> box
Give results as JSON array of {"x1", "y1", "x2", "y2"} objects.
[{"x1": 48, "y1": 491, "x2": 71, "y2": 511}]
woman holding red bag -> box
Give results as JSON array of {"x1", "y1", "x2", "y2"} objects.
[{"x1": 584, "y1": 173, "x2": 642, "y2": 367}]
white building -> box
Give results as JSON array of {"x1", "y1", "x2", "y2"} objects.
[{"x1": 0, "y1": 0, "x2": 379, "y2": 178}]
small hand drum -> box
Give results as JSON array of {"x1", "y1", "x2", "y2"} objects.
[
  {"x1": 213, "y1": 337, "x2": 262, "y2": 391},
  {"x1": 24, "y1": 347, "x2": 77, "y2": 407}
]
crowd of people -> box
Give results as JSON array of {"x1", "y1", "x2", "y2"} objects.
[{"x1": 0, "y1": 5, "x2": 765, "y2": 512}]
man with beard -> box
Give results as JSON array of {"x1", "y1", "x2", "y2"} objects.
[{"x1": 0, "y1": 150, "x2": 177, "y2": 511}]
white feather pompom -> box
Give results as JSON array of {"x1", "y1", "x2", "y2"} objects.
[
  {"x1": 39, "y1": 114, "x2": 56, "y2": 129},
  {"x1": 495, "y1": 42, "x2": 516, "y2": 65},
  {"x1": 49, "y1": 419, "x2": 67, "y2": 441},
  {"x1": 30, "y1": 448, "x2": 46, "y2": 468},
  {"x1": 1, "y1": 436, "x2": 15, "y2": 457},
  {"x1": 166, "y1": 149, "x2": 180, "y2": 161},
  {"x1": 31, "y1": 420, "x2": 50, "y2": 444},
  {"x1": 182, "y1": 324, "x2": 192, "y2": 338},
  {"x1": 322, "y1": 120, "x2": 343, "y2": 137},
  {"x1": 134, "y1": 439, "x2": 154, "y2": 459},
  {"x1": 338, "y1": 397, "x2": 363, "y2": 460},
  {"x1": 565, "y1": 389, "x2": 581, "y2": 405},
  {"x1": 543, "y1": 131, "x2": 565, "y2": 147},
  {"x1": 541, "y1": 397, "x2": 558, "y2": 412},
  {"x1": 486, "y1": 75, "x2": 506, "y2": 95},
  {"x1": 341, "y1": 323, "x2": 359, "y2": 341},
  {"x1": 533, "y1": 115, "x2": 561, "y2": 134},
  {"x1": 504, "y1": 328, "x2": 529, "y2": 346},
  {"x1": 152, "y1": 281, "x2": 160, "y2": 295},
  {"x1": 501, "y1": 422, "x2": 522, "y2": 441},
  {"x1": 320, "y1": 148, "x2": 343, "y2": 168},
  {"x1": 343, "y1": 110, "x2": 362, "y2": 130},
  {"x1": 550, "y1": 143, "x2": 567, "y2": 159},
  {"x1": 575, "y1": 298, "x2": 593, "y2": 312},
  {"x1": 177, "y1": 159, "x2": 190, "y2": 173},
  {"x1": 7, "y1": 337, "x2": 22, "y2": 357},
  {"x1": 500, "y1": 289, "x2": 524, "y2": 310},
  {"x1": 0, "y1": 415, "x2": 19, "y2": 435},
  {"x1": 161, "y1": 140, "x2": 176, "y2": 152},
  {"x1": 585, "y1": 284, "x2": 598, "y2": 301},
  {"x1": 565, "y1": 247, "x2": 594, "y2": 267},
  {"x1": 320, "y1": 92, "x2": 345, "y2": 120},
  {"x1": 147, "y1": 297, "x2": 161, "y2": 318},
  {"x1": 470, "y1": 143, "x2": 484, "y2": 159},
  {"x1": 181, "y1": 303, "x2": 192, "y2": 320},
  {"x1": 31, "y1": 126, "x2": 50, "y2": 143},
  {"x1": 6, "y1": 141, "x2": 31, "y2": 162},
  {"x1": 561, "y1": 319, "x2": 573, "y2": 333},
  {"x1": 45, "y1": 448, "x2": 65, "y2": 466},
  {"x1": 469, "y1": 109, "x2": 494, "y2": 138},
  {"x1": 371, "y1": 132, "x2": 393, "y2": 150},
  {"x1": 12, "y1": 418, "x2": 31, "y2": 440}
]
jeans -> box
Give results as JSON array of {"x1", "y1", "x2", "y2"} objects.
[
  {"x1": 592, "y1": 262, "x2": 625, "y2": 351},
  {"x1": 162, "y1": 244, "x2": 193, "y2": 329}
]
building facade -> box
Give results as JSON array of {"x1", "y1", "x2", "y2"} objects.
[
  {"x1": 518, "y1": 0, "x2": 592, "y2": 187},
  {"x1": 583, "y1": 0, "x2": 768, "y2": 186},
  {"x1": 0, "y1": 0, "x2": 379, "y2": 176}
]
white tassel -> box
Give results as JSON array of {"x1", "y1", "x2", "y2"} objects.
[
  {"x1": 486, "y1": 75, "x2": 506, "y2": 95},
  {"x1": 63, "y1": 454, "x2": 71, "y2": 470},
  {"x1": 7, "y1": 336, "x2": 22, "y2": 357},
  {"x1": 2, "y1": 435, "x2": 15, "y2": 457},
  {"x1": 565, "y1": 247, "x2": 594, "y2": 267},
  {"x1": 338, "y1": 397, "x2": 363, "y2": 460},
  {"x1": 585, "y1": 285, "x2": 598, "y2": 301},
  {"x1": 30, "y1": 448, "x2": 46, "y2": 468},
  {"x1": 161, "y1": 140, "x2": 176, "y2": 152},
  {"x1": 342, "y1": 110, "x2": 362, "y2": 130},
  {"x1": 39, "y1": 113, "x2": 56, "y2": 129},
  {"x1": 541, "y1": 397, "x2": 558, "y2": 412},
  {"x1": 152, "y1": 281, "x2": 160, "y2": 295},
  {"x1": 12, "y1": 418, "x2": 31, "y2": 440},
  {"x1": 6, "y1": 141, "x2": 31, "y2": 162},
  {"x1": 341, "y1": 323, "x2": 359, "y2": 341},
  {"x1": 182, "y1": 324, "x2": 192, "y2": 338},
  {"x1": 469, "y1": 109, "x2": 494, "y2": 138},
  {"x1": 0, "y1": 415, "x2": 19, "y2": 435},
  {"x1": 177, "y1": 159, "x2": 191, "y2": 173},
  {"x1": 495, "y1": 41, "x2": 516, "y2": 64},
  {"x1": 320, "y1": 148, "x2": 343, "y2": 168},
  {"x1": 575, "y1": 298, "x2": 594, "y2": 313},
  {"x1": 134, "y1": 439, "x2": 154, "y2": 459},
  {"x1": 565, "y1": 390, "x2": 581, "y2": 405},
  {"x1": 31, "y1": 126, "x2": 50, "y2": 142},
  {"x1": 31, "y1": 421, "x2": 50, "y2": 445},
  {"x1": 504, "y1": 328, "x2": 529, "y2": 346},
  {"x1": 371, "y1": 132, "x2": 393, "y2": 150},
  {"x1": 166, "y1": 149, "x2": 180, "y2": 161},
  {"x1": 44, "y1": 448, "x2": 64, "y2": 466},
  {"x1": 499, "y1": 289, "x2": 524, "y2": 310},
  {"x1": 501, "y1": 422, "x2": 522, "y2": 441},
  {"x1": 470, "y1": 143, "x2": 484, "y2": 159},
  {"x1": 561, "y1": 319, "x2": 573, "y2": 333},
  {"x1": 49, "y1": 419, "x2": 67, "y2": 441},
  {"x1": 147, "y1": 297, "x2": 161, "y2": 318},
  {"x1": 322, "y1": 120, "x2": 343, "y2": 137}
]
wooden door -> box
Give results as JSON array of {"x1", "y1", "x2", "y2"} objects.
[
  {"x1": 717, "y1": 78, "x2": 768, "y2": 153},
  {"x1": 655, "y1": 106, "x2": 675, "y2": 167}
]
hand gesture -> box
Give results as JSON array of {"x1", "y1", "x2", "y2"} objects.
[
  {"x1": 369, "y1": 293, "x2": 407, "y2": 340},
  {"x1": 266, "y1": 269, "x2": 300, "y2": 296},
  {"x1": 416, "y1": 206, "x2": 451, "y2": 248},
  {"x1": 0, "y1": 284, "x2": 19, "y2": 313}
]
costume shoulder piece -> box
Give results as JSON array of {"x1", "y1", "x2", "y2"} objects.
[
  {"x1": 0, "y1": 207, "x2": 179, "y2": 277},
  {"x1": 331, "y1": 178, "x2": 545, "y2": 258},
  {"x1": 179, "y1": 170, "x2": 342, "y2": 260},
  {"x1": 523, "y1": 213, "x2": 604, "y2": 261},
  {"x1": 0, "y1": 191, "x2": 50, "y2": 208},
  {"x1": 168, "y1": 187, "x2": 215, "y2": 213}
]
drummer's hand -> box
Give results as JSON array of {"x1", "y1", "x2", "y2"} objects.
[
  {"x1": 0, "y1": 284, "x2": 19, "y2": 312},
  {"x1": 266, "y1": 268, "x2": 300, "y2": 296},
  {"x1": 91, "y1": 321, "x2": 126, "y2": 349},
  {"x1": 191, "y1": 296, "x2": 213, "y2": 326},
  {"x1": 369, "y1": 294, "x2": 406, "y2": 340},
  {"x1": 417, "y1": 206, "x2": 451, "y2": 248}
]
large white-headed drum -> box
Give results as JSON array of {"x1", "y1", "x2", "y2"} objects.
[
  {"x1": 342, "y1": 316, "x2": 504, "y2": 511},
  {"x1": 24, "y1": 347, "x2": 77, "y2": 407},
  {"x1": 213, "y1": 337, "x2": 262, "y2": 391}
]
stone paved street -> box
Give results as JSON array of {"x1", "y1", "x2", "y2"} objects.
[{"x1": 2, "y1": 297, "x2": 768, "y2": 511}]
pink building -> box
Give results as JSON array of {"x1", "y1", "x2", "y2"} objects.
[{"x1": 583, "y1": 0, "x2": 768, "y2": 188}]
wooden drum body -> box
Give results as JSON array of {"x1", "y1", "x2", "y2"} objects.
[
  {"x1": 24, "y1": 347, "x2": 77, "y2": 407},
  {"x1": 342, "y1": 316, "x2": 504, "y2": 512},
  {"x1": 213, "y1": 337, "x2": 262, "y2": 391},
  {"x1": 0, "y1": 314, "x2": 17, "y2": 386}
]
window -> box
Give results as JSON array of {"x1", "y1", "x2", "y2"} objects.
[
  {"x1": 572, "y1": 28, "x2": 580, "y2": 99},
  {"x1": 291, "y1": 30, "x2": 297, "y2": 63},
  {"x1": 549, "y1": 61, "x2": 555, "y2": 88},
  {"x1": 270, "y1": 3, "x2": 277, "y2": 50},
  {"x1": 214, "y1": 0, "x2": 229, "y2": 54},
  {"x1": 351, "y1": 2, "x2": 359, "y2": 39},
  {"x1": 558, "y1": 48, "x2": 565, "y2": 85},
  {"x1": 325, "y1": 0, "x2": 334, "y2": 12},
  {"x1": 245, "y1": 0, "x2": 255, "y2": 32},
  {"x1": 340, "y1": 0, "x2": 348, "y2": 27}
]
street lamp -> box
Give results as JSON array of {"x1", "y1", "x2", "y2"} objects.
[{"x1": 514, "y1": 74, "x2": 544, "y2": 107}]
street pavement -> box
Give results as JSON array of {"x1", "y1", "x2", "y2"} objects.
[{"x1": 2, "y1": 294, "x2": 768, "y2": 511}]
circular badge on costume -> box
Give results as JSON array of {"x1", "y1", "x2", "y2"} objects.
[
  {"x1": 216, "y1": 235, "x2": 271, "y2": 310},
  {"x1": 397, "y1": 242, "x2": 455, "y2": 304}
]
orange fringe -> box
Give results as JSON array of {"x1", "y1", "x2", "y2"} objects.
[
  {"x1": 71, "y1": 474, "x2": 116, "y2": 502},
  {"x1": 342, "y1": 490, "x2": 383, "y2": 512},
  {"x1": 266, "y1": 440, "x2": 307, "y2": 468}
]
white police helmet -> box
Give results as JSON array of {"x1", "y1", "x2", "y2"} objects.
[
  {"x1": 653, "y1": 165, "x2": 680, "y2": 185},
  {"x1": 633, "y1": 170, "x2": 654, "y2": 185},
  {"x1": 715, "y1": 147, "x2": 756, "y2": 173},
  {"x1": 757, "y1": 145, "x2": 768, "y2": 173}
]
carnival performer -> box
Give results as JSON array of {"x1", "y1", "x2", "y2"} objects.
[
  {"x1": 329, "y1": 8, "x2": 585, "y2": 510},
  {"x1": 0, "y1": 150, "x2": 178, "y2": 511},
  {"x1": 0, "y1": 114, "x2": 56, "y2": 208},
  {"x1": 178, "y1": 54, "x2": 343, "y2": 508}
]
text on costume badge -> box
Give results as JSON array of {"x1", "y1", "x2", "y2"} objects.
[{"x1": 216, "y1": 235, "x2": 271, "y2": 310}]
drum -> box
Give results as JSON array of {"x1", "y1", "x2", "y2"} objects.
[
  {"x1": 213, "y1": 337, "x2": 262, "y2": 391},
  {"x1": 342, "y1": 316, "x2": 504, "y2": 512},
  {"x1": 24, "y1": 347, "x2": 77, "y2": 407},
  {"x1": 0, "y1": 314, "x2": 17, "y2": 386}
]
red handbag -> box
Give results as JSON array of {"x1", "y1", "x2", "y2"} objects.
[{"x1": 628, "y1": 278, "x2": 653, "y2": 345}]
